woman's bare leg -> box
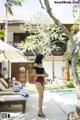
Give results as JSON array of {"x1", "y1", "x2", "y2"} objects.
[{"x1": 35, "y1": 82, "x2": 45, "y2": 113}]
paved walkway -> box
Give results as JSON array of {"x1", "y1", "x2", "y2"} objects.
[{"x1": 12, "y1": 89, "x2": 76, "y2": 120}]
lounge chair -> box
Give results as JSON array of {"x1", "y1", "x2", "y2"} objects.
[
  {"x1": 0, "y1": 78, "x2": 27, "y2": 113},
  {"x1": 0, "y1": 78, "x2": 19, "y2": 95},
  {"x1": 0, "y1": 95, "x2": 26, "y2": 113}
]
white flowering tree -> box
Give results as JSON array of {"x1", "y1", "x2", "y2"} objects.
[{"x1": 19, "y1": 13, "x2": 68, "y2": 56}]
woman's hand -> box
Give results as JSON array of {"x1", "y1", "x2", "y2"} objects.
[{"x1": 44, "y1": 72, "x2": 48, "y2": 78}]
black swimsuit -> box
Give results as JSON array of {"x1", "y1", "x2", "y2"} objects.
[{"x1": 33, "y1": 66, "x2": 45, "y2": 85}]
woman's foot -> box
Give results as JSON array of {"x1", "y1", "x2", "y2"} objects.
[{"x1": 38, "y1": 112, "x2": 46, "y2": 118}]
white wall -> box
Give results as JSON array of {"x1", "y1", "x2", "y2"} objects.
[
  {"x1": 8, "y1": 25, "x2": 26, "y2": 42},
  {"x1": 54, "y1": 60, "x2": 65, "y2": 82},
  {"x1": 43, "y1": 61, "x2": 53, "y2": 80}
]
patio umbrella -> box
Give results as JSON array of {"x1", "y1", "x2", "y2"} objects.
[
  {"x1": 0, "y1": 51, "x2": 28, "y2": 61},
  {"x1": 0, "y1": 40, "x2": 28, "y2": 61},
  {"x1": 0, "y1": 40, "x2": 28, "y2": 79},
  {"x1": 0, "y1": 40, "x2": 19, "y2": 51}
]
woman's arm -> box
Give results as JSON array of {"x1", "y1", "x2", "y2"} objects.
[
  {"x1": 32, "y1": 69, "x2": 37, "y2": 82},
  {"x1": 44, "y1": 71, "x2": 49, "y2": 78}
]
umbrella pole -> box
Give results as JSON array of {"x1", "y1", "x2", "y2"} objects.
[{"x1": 8, "y1": 60, "x2": 11, "y2": 80}]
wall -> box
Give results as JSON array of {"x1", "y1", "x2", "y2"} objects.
[
  {"x1": 43, "y1": 61, "x2": 53, "y2": 80},
  {"x1": 43, "y1": 55, "x2": 65, "y2": 83},
  {"x1": 53, "y1": 56, "x2": 65, "y2": 82},
  {"x1": 54, "y1": 60, "x2": 65, "y2": 82},
  {"x1": 8, "y1": 25, "x2": 26, "y2": 42}
]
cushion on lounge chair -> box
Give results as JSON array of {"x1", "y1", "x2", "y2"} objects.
[
  {"x1": 0, "y1": 82, "x2": 20, "y2": 95},
  {"x1": 0, "y1": 78, "x2": 8, "y2": 88},
  {"x1": 0, "y1": 91, "x2": 20, "y2": 95},
  {"x1": 0, "y1": 79, "x2": 29, "y2": 98},
  {"x1": 0, "y1": 82, "x2": 7, "y2": 91}
]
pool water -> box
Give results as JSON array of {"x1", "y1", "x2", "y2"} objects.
[
  {"x1": 57, "y1": 91, "x2": 77, "y2": 108},
  {"x1": 54, "y1": 90, "x2": 77, "y2": 110},
  {"x1": 58, "y1": 91, "x2": 77, "y2": 100}
]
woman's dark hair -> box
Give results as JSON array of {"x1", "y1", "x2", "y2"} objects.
[{"x1": 35, "y1": 53, "x2": 44, "y2": 64}]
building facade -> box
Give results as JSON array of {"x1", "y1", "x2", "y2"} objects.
[{"x1": 0, "y1": 20, "x2": 72, "y2": 84}]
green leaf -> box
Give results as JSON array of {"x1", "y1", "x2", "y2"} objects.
[{"x1": 0, "y1": 30, "x2": 4, "y2": 38}]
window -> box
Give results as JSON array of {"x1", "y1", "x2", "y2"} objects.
[
  {"x1": 13, "y1": 32, "x2": 29, "y2": 43},
  {"x1": 52, "y1": 42, "x2": 67, "y2": 56}
]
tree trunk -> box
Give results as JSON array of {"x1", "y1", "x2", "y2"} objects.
[
  {"x1": 39, "y1": 0, "x2": 80, "y2": 117},
  {"x1": 41, "y1": 0, "x2": 79, "y2": 83},
  {"x1": 71, "y1": 53, "x2": 79, "y2": 83}
]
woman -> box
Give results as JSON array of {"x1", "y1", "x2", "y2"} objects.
[{"x1": 33, "y1": 53, "x2": 48, "y2": 118}]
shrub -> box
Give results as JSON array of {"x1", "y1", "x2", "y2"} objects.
[{"x1": 65, "y1": 81, "x2": 75, "y2": 88}]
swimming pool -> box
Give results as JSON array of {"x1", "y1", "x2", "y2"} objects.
[
  {"x1": 50, "y1": 89, "x2": 76, "y2": 98},
  {"x1": 50, "y1": 89, "x2": 77, "y2": 108},
  {"x1": 57, "y1": 91, "x2": 77, "y2": 100}
]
